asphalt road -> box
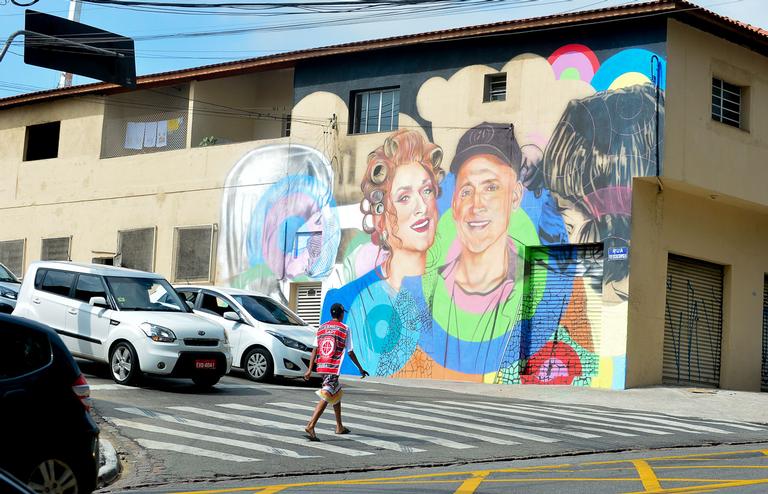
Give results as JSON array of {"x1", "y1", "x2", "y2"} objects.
[
  {"x1": 81, "y1": 361, "x2": 768, "y2": 492},
  {"x1": 121, "y1": 443, "x2": 768, "y2": 494}
]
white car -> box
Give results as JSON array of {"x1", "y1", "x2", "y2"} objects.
[
  {"x1": 0, "y1": 263, "x2": 20, "y2": 314},
  {"x1": 174, "y1": 286, "x2": 316, "y2": 382},
  {"x1": 13, "y1": 261, "x2": 232, "y2": 388}
]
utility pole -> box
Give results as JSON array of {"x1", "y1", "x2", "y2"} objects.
[{"x1": 57, "y1": 0, "x2": 82, "y2": 88}]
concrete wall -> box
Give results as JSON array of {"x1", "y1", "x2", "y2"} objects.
[
  {"x1": 664, "y1": 20, "x2": 768, "y2": 207},
  {"x1": 191, "y1": 69, "x2": 293, "y2": 147},
  {"x1": 0, "y1": 85, "x2": 292, "y2": 281},
  {"x1": 625, "y1": 20, "x2": 768, "y2": 391},
  {"x1": 627, "y1": 179, "x2": 768, "y2": 390}
]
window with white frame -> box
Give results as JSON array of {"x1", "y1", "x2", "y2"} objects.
[
  {"x1": 41, "y1": 236, "x2": 71, "y2": 261},
  {"x1": 117, "y1": 227, "x2": 156, "y2": 272},
  {"x1": 712, "y1": 78, "x2": 745, "y2": 129},
  {"x1": 173, "y1": 225, "x2": 216, "y2": 283},
  {"x1": 351, "y1": 88, "x2": 400, "y2": 134},
  {"x1": 0, "y1": 239, "x2": 25, "y2": 277},
  {"x1": 484, "y1": 73, "x2": 507, "y2": 102}
]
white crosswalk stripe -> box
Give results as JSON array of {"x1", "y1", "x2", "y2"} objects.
[
  {"x1": 115, "y1": 407, "x2": 330, "y2": 457},
  {"x1": 219, "y1": 405, "x2": 425, "y2": 453},
  {"x1": 108, "y1": 417, "x2": 316, "y2": 458},
  {"x1": 136, "y1": 439, "x2": 260, "y2": 462},
  {"x1": 233, "y1": 403, "x2": 474, "y2": 450},
  {"x1": 396, "y1": 401, "x2": 600, "y2": 439},
  {"x1": 539, "y1": 404, "x2": 767, "y2": 432},
  {"x1": 169, "y1": 406, "x2": 373, "y2": 457},
  {"x1": 104, "y1": 395, "x2": 764, "y2": 465},
  {"x1": 362, "y1": 400, "x2": 559, "y2": 443},
  {"x1": 281, "y1": 402, "x2": 520, "y2": 445},
  {"x1": 267, "y1": 402, "x2": 481, "y2": 449},
  {"x1": 505, "y1": 403, "x2": 708, "y2": 435},
  {"x1": 535, "y1": 404, "x2": 732, "y2": 434},
  {"x1": 446, "y1": 401, "x2": 638, "y2": 437},
  {"x1": 468, "y1": 402, "x2": 674, "y2": 435}
]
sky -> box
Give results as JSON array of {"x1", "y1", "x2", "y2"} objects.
[{"x1": 0, "y1": 0, "x2": 766, "y2": 97}]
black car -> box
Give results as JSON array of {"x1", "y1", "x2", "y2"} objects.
[{"x1": 0, "y1": 314, "x2": 100, "y2": 494}]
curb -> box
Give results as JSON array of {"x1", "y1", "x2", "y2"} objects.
[{"x1": 98, "y1": 438, "x2": 121, "y2": 488}]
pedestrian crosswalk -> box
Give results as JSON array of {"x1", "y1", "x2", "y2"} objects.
[{"x1": 104, "y1": 399, "x2": 768, "y2": 464}]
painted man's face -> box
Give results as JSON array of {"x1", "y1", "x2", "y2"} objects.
[
  {"x1": 383, "y1": 161, "x2": 438, "y2": 254},
  {"x1": 452, "y1": 154, "x2": 522, "y2": 254}
]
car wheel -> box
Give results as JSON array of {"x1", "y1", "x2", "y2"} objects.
[
  {"x1": 244, "y1": 347, "x2": 273, "y2": 382},
  {"x1": 192, "y1": 374, "x2": 221, "y2": 388},
  {"x1": 26, "y1": 458, "x2": 80, "y2": 494},
  {"x1": 110, "y1": 341, "x2": 141, "y2": 386}
]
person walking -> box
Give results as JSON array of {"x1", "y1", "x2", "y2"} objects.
[{"x1": 304, "y1": 302, "x2": 369, "y2": 441}]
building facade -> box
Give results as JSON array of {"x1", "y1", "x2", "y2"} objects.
[{"x1": 0, "y1": 1, "x2": 766, "y2": 390}]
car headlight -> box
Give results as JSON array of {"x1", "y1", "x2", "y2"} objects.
[
  {"x1": 139, "y1": 322, "x2": 177, "y2": 343},
  {"x1": 265, "y1": 330, "x2": 311, "y2": 352},
  {"x1": 0, "y1": 288, "x2": 17, "y2": 300},
  {"x1": 223, "y1": 330, "x2": 229, "y2": 345}
]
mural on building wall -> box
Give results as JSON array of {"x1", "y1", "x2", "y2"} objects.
[{"x1": 218, "y1": 42, "x2": 666, "y2": 389}]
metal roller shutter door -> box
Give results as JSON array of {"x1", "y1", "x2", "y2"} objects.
[
  {"x1": 662, "y1": 254, "x2": 723, "y2": 388},
  {"x1": 762, "y1": 276, "x2": 768, "y2": 392},
  {"x1": 523, "y1": 244, "x2": 603, "y2": 369},
  {"x1": 295, "y1": 282, "x2": 322, "y2": 327}
]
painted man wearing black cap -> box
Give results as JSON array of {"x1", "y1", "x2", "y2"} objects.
[
  {"x1": 446, "y1": 122, "x2": 524, "y2": 294},
  {"x1": 303, "y1": 302, "x2": 368, "y2": 441}
]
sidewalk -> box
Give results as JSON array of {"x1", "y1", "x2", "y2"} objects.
[{"x1": 360, "y1": 377, "x2": 768, "y2": 424}]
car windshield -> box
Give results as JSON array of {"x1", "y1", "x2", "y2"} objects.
[
  {"x1": 0, "y1": 264, "x2": 19, "y2": 284},
  {"x1": 233, "y1": 295, "x2": 305, "y2": 326},
  {"x1": 105, "y1": 276, "x2": 189, "y2": 312}
]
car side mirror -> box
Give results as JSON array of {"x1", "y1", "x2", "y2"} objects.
[
  {"x1": 89, "y1": 296, "x2": 109, "y2": 308},
  {"x1": 223, "y1": 311, "x2": 241, "y2": 322},
  {"x1": 186, "y1": 301, "x2": 195, "y2": 310}
]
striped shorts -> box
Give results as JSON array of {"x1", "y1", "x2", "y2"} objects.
[{"x1": 316, "y1": 374, "x2": 344, "y2": 405}]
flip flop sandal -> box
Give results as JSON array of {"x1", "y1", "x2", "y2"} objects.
[
  {"x1": 336, "y1": 427, "x2": 351, "y2": 435},
  {"x1": 304, "y1": 428, "x2": 319, "y2": 441}
]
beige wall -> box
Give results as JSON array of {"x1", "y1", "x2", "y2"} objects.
[
  {"x1": 0, "y1": 137, "x2": 296, "y2": 280},
  {"x1": 191, "y1": 69, "x2": 293, "y2": 147},
  {"x1": 664, "y1": 20, "x2": 768, "y2": 206},
  {"x1": 627, "y1": 178, "x2": 768, "y2": 390},
  {"x1": 0, "y1": 98, "x2": 105, "y2": 205},
  {"x1": 0, "y1": 75, "x2": 296, "y2": 280},
  {"x1": 626, "y1": 20, "x2": 768, "y2": 391}
]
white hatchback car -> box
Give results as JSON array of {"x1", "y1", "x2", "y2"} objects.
[
  {"x1": 174, "y1": 286, "x2": 316, "y2": 382},
  {"x1": 13, "y1": 261, "x2": 232, "y2": 387}
]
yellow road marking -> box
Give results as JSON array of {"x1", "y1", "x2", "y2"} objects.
[
  {"x1": 621, "y1": 478, "x2": 768, "y2": 494},
  {"x1": 453, "y1": 470, "x2": 489, "y2": 494},
  {"x1": 175, "y1": 448, "x2": 768, "y2": 494},
  {"x1": 586, "y1": 448, "x2": 768, "y2": 466},
  {"x1": 632, "y1": 460, "x2": 662, "y2": 491}
]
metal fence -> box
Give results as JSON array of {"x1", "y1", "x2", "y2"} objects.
[{"x1": 100, "y1": 85, "x2": 190, "y2": 159}]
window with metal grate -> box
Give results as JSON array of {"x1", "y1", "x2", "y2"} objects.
[
  {"x1": 41, "y1": 237, "x2": 71, "y2": 261},
  {"x1": 484, "y1": 73, "x2": 507, "y2": 102},
  {"x1": 0, "y1": 239, "x2": 25, "y2": 277},
  {"x1": 350, "y1": 88, "x2": 400, "y2": 135},
  {"x1": 117, "y1": 227, "x2": 156, "y2": 272},
  {"x1": 173, "y1": 225, "x2": 216, "y2": 283},
  {"x1": 712, "y1": 78, "x2": 744, "y2": 129}
]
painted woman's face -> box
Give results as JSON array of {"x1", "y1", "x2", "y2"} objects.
[{"x1": 383, "y1": 162, "x2": 438, "y2": 254}]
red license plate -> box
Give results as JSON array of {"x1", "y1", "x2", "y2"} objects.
[{"x1": 195, "y1": 359, "x2": 217, "y2": 370}]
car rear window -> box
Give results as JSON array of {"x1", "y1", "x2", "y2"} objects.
[
  {"x1": 0, "y1": 325, "x2": 52, "y2": 380},
  {"x1": 40, "y1": 270, "x2": 76, "y2": 297}
]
